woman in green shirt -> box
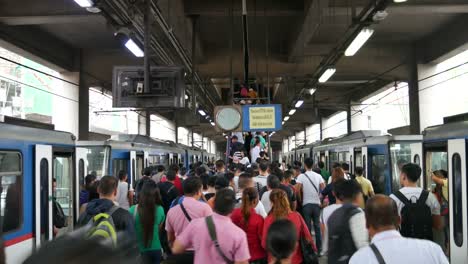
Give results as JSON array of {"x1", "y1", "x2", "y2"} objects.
[{"x1": 129, "y1": 181, "x2": 165, "y2": 264}]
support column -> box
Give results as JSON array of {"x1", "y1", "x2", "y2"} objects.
[
  {"x1": 145, "y1": 111, "x2": 151, "y2": 136},
  {"x1": 78, "y1": 50, "x2": 89, "y2": 140},
  {"x1": 347, "y1": 100, "x2": 352, "y2": 134},
  {"x1": 174, "y1": 114, "x2": 178, "y2": 144},
  {"x1": 138, "y1": 111, "x2": 147, "y2": 135},
  {"x1": 408, "y1": 46, "x2": 421, "y2": 134},
  {"x1": 319, "y1": 111, "x2": 323, "y2": 141}
]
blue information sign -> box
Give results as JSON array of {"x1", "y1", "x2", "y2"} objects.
[{"x1": 242, "y1": 104, "x2": 282, "y2": 132}]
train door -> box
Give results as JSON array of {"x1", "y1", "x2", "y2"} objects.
[
  {"x1": 144, "y1": 151, "x2": 149, "y2": 168},
  {"x1": 325, "y1": 151, "x2": 329, "y2": 171},
  {"x1": 349, "y1": 147, "x2": 354, "y2": 174},
  {"x1": 130, "y1": 151, "x2": 137, "y2": 186},
  {"x1": 410, "y1": 143, "x2": 424, "y2": 186},
  {"x1": 75, "y1": 147, "x2": 88, "y2": 222},
  {"x1": 53, "y1": 148, "x2": 76, "y2": 236},
  {"x1": 35, "y1": 145, "x2": 53, "y2": 248},
  {"x1": 448, "y1": 139, "x2": 467, "y2": 262},
  {"x1": 361, "y1": 147, "x2": 368, "y2": 178}
]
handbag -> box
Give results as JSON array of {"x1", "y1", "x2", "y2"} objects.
[{"x1": 299, "y1": 214, "x2": 319, "y2": 264}]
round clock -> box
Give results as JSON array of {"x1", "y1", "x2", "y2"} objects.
[{"x1": 216, "y1": 107, "x2": 241, "y2": 131}]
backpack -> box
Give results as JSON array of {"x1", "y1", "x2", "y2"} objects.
[
  {"x1": 393, "y1": 190, "x2": 433, "y2": 240},
  {"x1": 53, "y1": 198, "x2": 68, "y2": 228},
  {"x1": 327, "y1": 204, "x2": 361, "y2": 264},
  {"x1": 85, "y1": 206, "x2": 119, "y2": 247}
]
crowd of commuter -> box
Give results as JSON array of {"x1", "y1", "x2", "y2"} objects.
[{"x1": 23, "y1": 149, "x2": 450, "y2": 264}]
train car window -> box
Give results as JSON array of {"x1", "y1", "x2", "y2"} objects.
[
  {"x1": 132, "y1": 159, "x2": 136, "y2": 184},
  {"x1": 329, "y1": 152, "x2": 338, "y2": 171},
  {"x1": 425, "y1": 151, "x2": 448, "y2": 191},
  {"x1": 0, "y1": 151, "x2": 23, "y2": 233},
  {"x1": 113, "y1": 159, "x2": 129, "y2": 177},
  {"x1": 83, "y1": 146, "x2": 110, "y2": 178},
  {"x1": 136, "y1": 156, "x2": 143, "y2": 178},
  {"x1": 54, "y1": 155, "x2": 74, "y2": 233},
  {"x1": 362, "y1": 155, "x2": 367, "y2": 178},
  {"x1": 390, "y1": 142, "x2": 412, "y2": 191},
  {"x1": 452, "y1": 153, "x2": 463, "y2": 247},
  {"x1": 355, "y1": 151, "x2": 362, "y2": 168},
  {"x1": 78, "y1": 159, "x2": 85, "y2": 186},
  {"x1": 414, "y1": 154, "x2": 420, "y2": 165},
  {"x1": 370, "y1": 155, "x2": 386, "y2": 194},
  {"x1": 350, "y1": 155, "x2": 353, "y2": 174},
  {"x1": 40, "y1": 158, "x2": 50, "y2": 241}
]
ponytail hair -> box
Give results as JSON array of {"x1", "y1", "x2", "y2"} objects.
[
  {"x1": 241, "y1": 187, "x2": 258, "y2": 225},
  {"x1": 269, "y1": 189, "x2": 291, "y2": 220}
]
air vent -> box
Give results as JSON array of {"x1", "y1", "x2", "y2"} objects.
[
  {"x1": 443, "y1": 112, "x2": 468, "y2": 124},
  {"x1": 1, "y1": 115, "x2": 55, "y2": 130}
]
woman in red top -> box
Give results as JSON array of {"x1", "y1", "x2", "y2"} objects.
[
  {"x1": 262, "y1": 189, "x2": 315, "y2": 264},
  {"x1": 231, "y1": 187, "x2": 267, "y2": 263}
]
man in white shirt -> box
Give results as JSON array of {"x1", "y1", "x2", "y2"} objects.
[
  {"x1": 295, "y1": 158, "x2": 325, "y2": 252},
  {"x1": 390, "y1": 163, "x2": 442, "y2": 239},
  {"x1": 253, "y1": 160, "x2": 269, "y2": 189},
  {"x1": 260, "y1": 175, "x2": 281, "y2": 214},
  {"x1": 115, "y1": 170, "x2": 134, "y2": 210},
  {"x1": 350, "y1": 195, "x2": 448, "y2": 264},
  {"x1": 327, "y1": 179, "x2": 368, "y2": 263},
  {"x1": 250, "y1": 139, "x2": 261, "y2": 163}
]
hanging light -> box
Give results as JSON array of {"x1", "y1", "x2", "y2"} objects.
[
  {"x1": 282, "y1": 121, "x2": 285, "y2": 125},
  {"x1": 393, "y1": 0, "x2": 407, "y2": 2},
  {"x1": 345, "y1": 28, "x2": 374, "y2": 56},
  {"x1": 284, "y1": 116, "x2": 290, "y2": 121},
  {"x1": 74, "y1": 0, "x2": 93, "y2": 7},
  {"x1": 295, "y1": 100, "x2": 304, "y2": 108},
  {"x1": 124, "y1": 39, "x2": 144, "y2": 57},
  {"x1": 210, "y1": 122, "x2": 215, "y2": 126},
  {"x1": 319, "y1": 68, "x2": 336, "y2": 83},
  {"x1": 308, "y1": 88, "x2": 316, "y2": 95},
  {"x1": 289, "y1": 109, "x2": 296, "y2": 115},
  {"x1": 198, "y1": 109, "x2": 206, "y2": 116}
]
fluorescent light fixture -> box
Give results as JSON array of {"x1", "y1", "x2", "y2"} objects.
[
  {"x1": 282, "y1": 121, "x2": 285, "y2": 125},
  {"x1": 284, "y1": 116, "x2": 290, "y2": 121},
  {"x1": 124, "y1": 39, "x2": 144, "y2": 57},
  {"x1": 74, "y1": 0, "x2": 93, "y2": 7},
  {"x1": 198, "y1": 109, "x2": 206, "y2": 116},
  {"x1": 345, "y1": 27, "x2": 374, "y2": 56},
  {"x1": 289, "y1": 109, "x2": 296, "y2": 115},
  {"x1": 185, "y1": 94, "x2": 189, "y2": 100},
  {"x1": 210, "y1": 122, "x2": 215, "y2": 126},
  {"x1": 308, "y1": 88, "x2": 316, "y2": 95},
  {"x1": 295, "y1": 100, "x2": 304, "y2": 108},
  {"x1": 318, "y1": 68, "x2": 336, "y2": 83},
  {"x1": 393, "y1": 0, "x2": 407, "y2": 2}
]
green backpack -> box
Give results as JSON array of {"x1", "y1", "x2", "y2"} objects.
[{"x1": 86, "y1": 205, "x2": 119, "y2": 247}]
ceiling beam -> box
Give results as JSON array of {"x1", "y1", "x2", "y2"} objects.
[{"x1": 0, "y1": 14, "x2": 99, "y2": 25}]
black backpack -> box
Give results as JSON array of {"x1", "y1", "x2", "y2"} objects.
[
  {"x1": 393, "y1": 190, "x2": 433, "y2": 240},
  {"x1": 327, "y1": 204, "x2": 362, "y2": 264},
  {"x1": 53, "y1": 198, "x2": 67, "y2": 228}
]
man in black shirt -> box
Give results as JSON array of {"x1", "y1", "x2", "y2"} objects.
[{"x1": 158, "y1": 170, "x2": 180, "y2": 214}]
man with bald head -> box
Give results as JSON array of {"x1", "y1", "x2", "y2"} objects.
[{"x1": 349, "y1": 195, "x2": 448, "y2": 264}]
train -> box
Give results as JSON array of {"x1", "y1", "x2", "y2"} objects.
[
  {"x1": 0, "y1": 117, "x2": 217, "y2": 264},
  {"x1": 283, "y1": 117, "x2": 468, "y2": 262}
]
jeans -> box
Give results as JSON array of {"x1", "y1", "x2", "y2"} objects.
[
  {"x1": 141, "y1": 250, "x2": 162, "y2": 264},
  {"x1": 302, "y1": 203, "x2": 322, "y2": 251}
]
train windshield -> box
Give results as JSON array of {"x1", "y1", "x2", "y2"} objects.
[
  {"x1": 389, "y1": 142, "x2": 412, "y2": 191},
  {"x1": 83, "y1": 146, "x2": 110, "y2": 177}
]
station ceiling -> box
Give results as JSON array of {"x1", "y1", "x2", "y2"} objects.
[{"x1": 1, "y1": 0, "x2": 468, "y2": 143}]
